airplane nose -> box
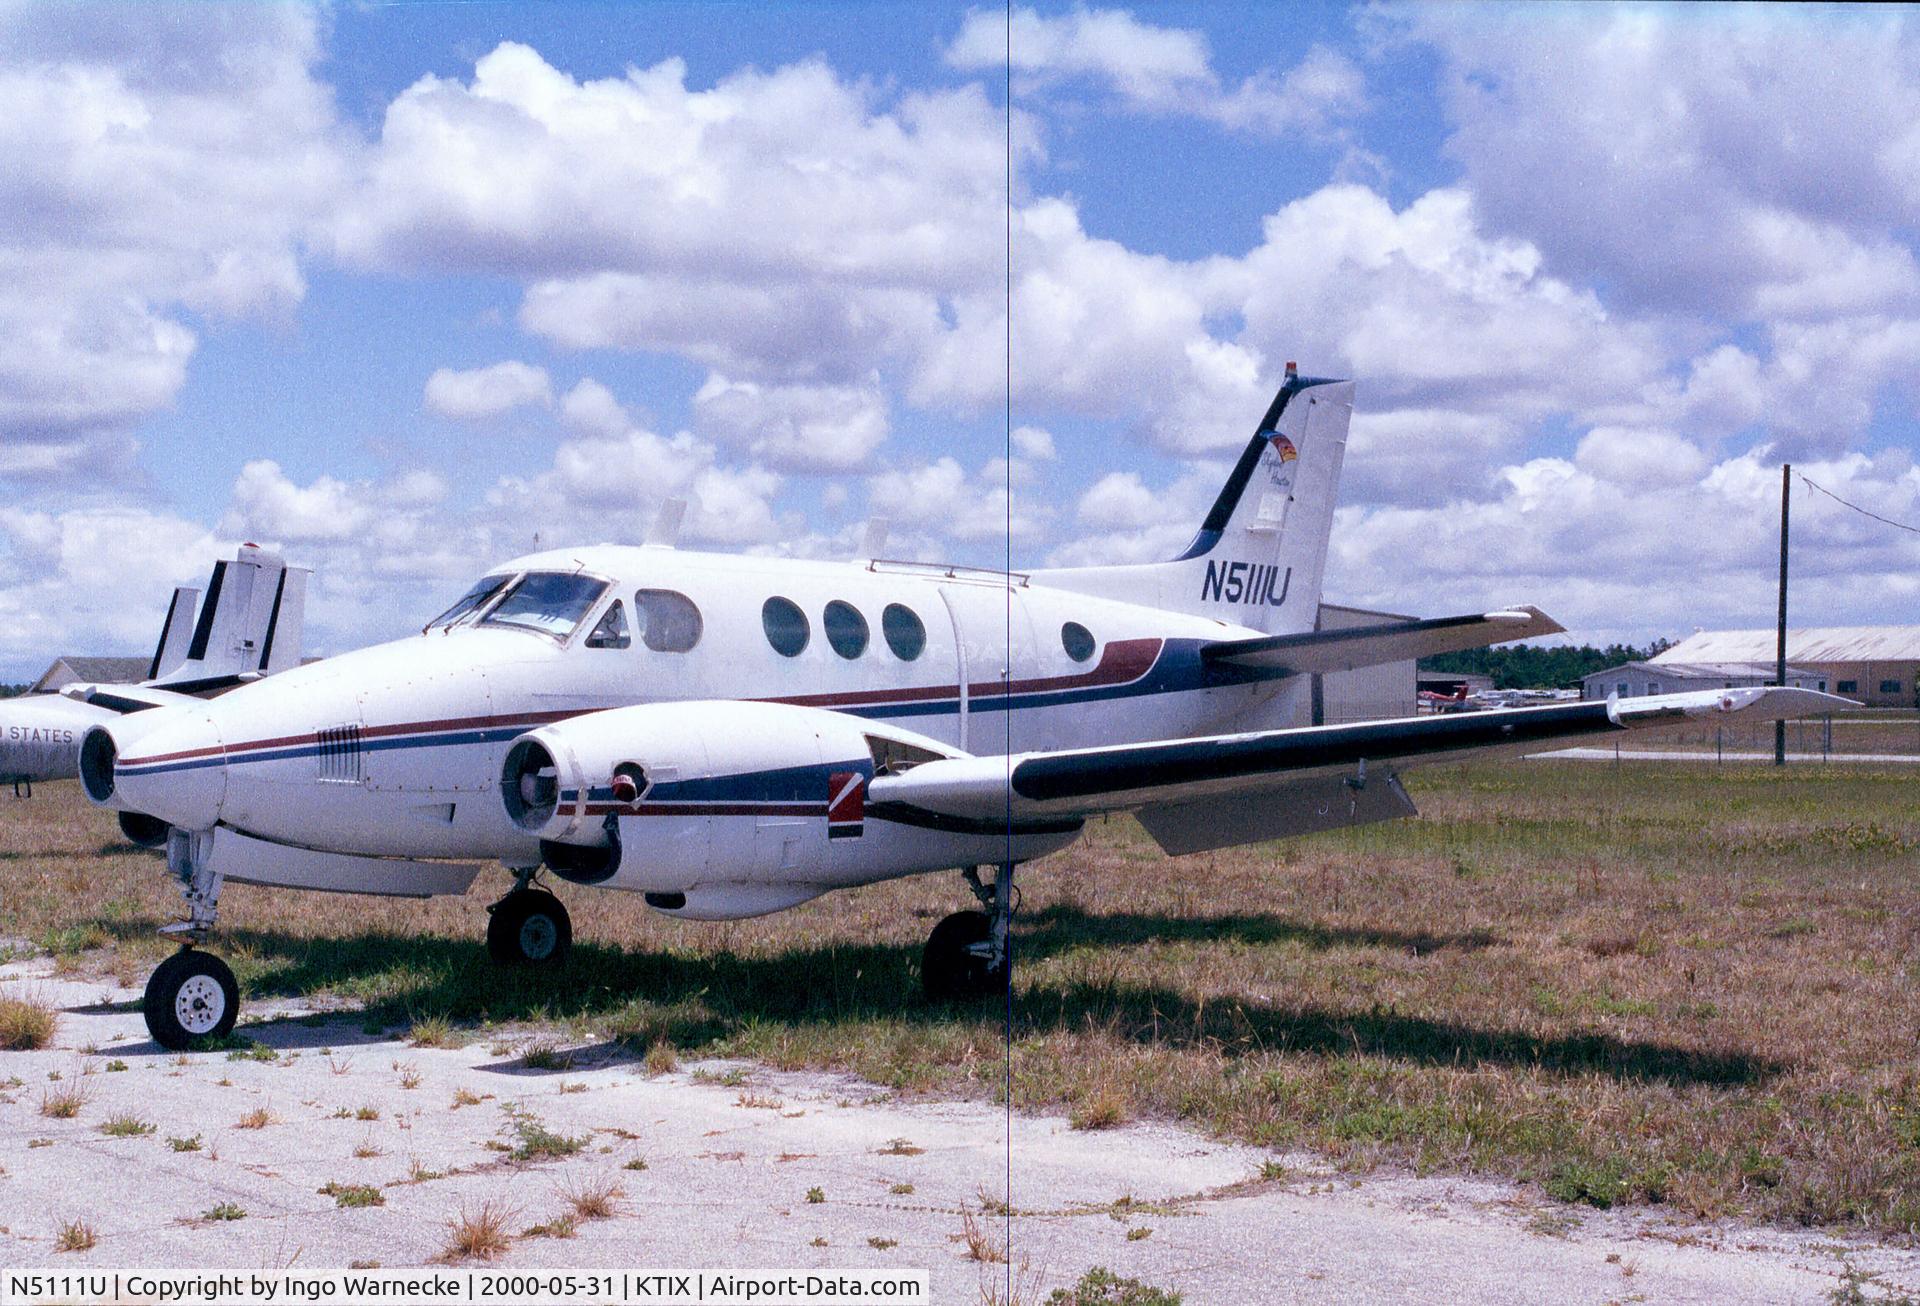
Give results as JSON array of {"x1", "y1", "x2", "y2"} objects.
[{"x1": 101, "y1": 710, "x2": 227, "y2": 832}]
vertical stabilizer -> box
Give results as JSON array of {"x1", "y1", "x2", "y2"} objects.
[
  {"x1": 146, "y1": 586, "x2": 200, "y2": 681},
  {"x1": 151, "y1": 546, "x2": 311, "y2": 686},
  {"x1": 1035, "y1": 370, "x2": 1354, "y2": 635}
]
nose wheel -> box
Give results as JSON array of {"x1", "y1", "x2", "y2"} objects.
[
  {"x1": 143, "y1": 949, "x2": 239, "y2": 1049},
  {"x1": 141, "y1": 828, "x2": 242, "y2": 1050},
  {"x1": 487, "y1": 883, "x2": 572, "y2": 966}
]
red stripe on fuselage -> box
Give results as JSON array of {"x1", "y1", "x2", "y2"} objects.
[{"x1": 121, "y1": 638, "x2": 1166, "y2": 768}]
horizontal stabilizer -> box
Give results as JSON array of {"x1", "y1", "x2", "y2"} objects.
[
  {"x1": 1202, "y1": 606, "x2": 1563, "y2": 675},
  {"x1": 61, "y1": 683, "x2": 206, "y2": 715},
  {"x1": 867, "y1": 685, "x2": 1854, "y2": 855}
]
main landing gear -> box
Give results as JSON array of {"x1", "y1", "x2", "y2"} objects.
[
  {"x1": 141, "y1": 829, "x2": 238, "y2": 1050},
  {"x1": 486, "y1": 868, "x2": 572, "y2": 966},
  {"x1": 922, "y1": 864, "x2": 1017, "y2": 1003}
]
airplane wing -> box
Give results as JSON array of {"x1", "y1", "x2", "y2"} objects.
[
  {"x1": 866, "y1": 686, "x2": 1853, "y2": 855},
  {"x1": 1201, "y1": 606, "x2": 1564, "y2": 675}
]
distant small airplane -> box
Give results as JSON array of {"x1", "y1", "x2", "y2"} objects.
[
  {"x1": 1417, "y1": 686, "x2": 1474, "y2": 713},
  {"x1": 1, "y1": 545, "x2": 308, "y2": 845},
  {"x1": 74, "y1": 370, "x2": 1846, "y2": 1048}
]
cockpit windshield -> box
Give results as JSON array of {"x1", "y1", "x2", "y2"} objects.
[
  {"x1": 425, "y1": 574, "x2": 513, "y2": 631},
  {"x1": 479, "y1": 572, "x2": 611, "y2": 640}
]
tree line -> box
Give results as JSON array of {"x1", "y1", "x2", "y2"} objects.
[{"x1": 1418, "y1": 640, "x2": 1672, "y2": 690}]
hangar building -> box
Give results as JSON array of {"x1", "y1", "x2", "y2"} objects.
[
  {"x1": 1582, "y1": 660, "x2": 1827, "y2": 700},
  {"x1": 1310, "y1": 602, "x2": 1419, "y2": 724},
  {"x1": 1649, "y1": 627, "x2": 1920, "y2": 708}
]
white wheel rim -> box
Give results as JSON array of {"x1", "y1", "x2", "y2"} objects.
[
  {"x1": 519, "y1": 915, "x2": 556, "y2": 960},
  {"x1": 175, "y1": 973, "x2": 226, "y2": 1035}
]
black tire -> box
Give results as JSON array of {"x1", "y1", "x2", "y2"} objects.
[
  {"x1": 921, "y1": 910, "x2": 1008, "y2": 1002},
  {"x1": 118, "y1": 810, "x2": 171, "y2": 849},
  {"x1": 143, "y1": 950, "x2": 239, "y2": 1050},
  {"x1": 487, "y1": 889, "x2": 572, "y2": 966}
]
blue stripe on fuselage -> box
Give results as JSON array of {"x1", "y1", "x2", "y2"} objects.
[{"x1": 117, "y1": 638, "x2": 1285, "y2": 779}]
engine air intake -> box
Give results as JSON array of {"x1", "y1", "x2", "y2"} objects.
[{"x1": 502, "y1": 738, "x2": 559, "y2": 831}]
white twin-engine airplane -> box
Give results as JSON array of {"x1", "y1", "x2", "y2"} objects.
[{"x1": 78, "y1": 370, "x2": 1844, "y2": 1048}]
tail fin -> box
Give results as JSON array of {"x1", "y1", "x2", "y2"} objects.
[
  {"x1": 149, "y1": 545, "x2": 310, "y2": 688},
  {"x1": 1037, "y1": 368, "x2": 1353, "y2": 634},
  {"x1": 145, "y1": 585, "x2": 200, "y2": 681}
]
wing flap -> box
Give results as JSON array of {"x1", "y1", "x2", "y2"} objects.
[
  {"x1": 1137, "y1": 770, "x2": 1418, "y2": 855},
  {"x1": 1203, "y1": 606, "x2": 1564, "y2": 674}
]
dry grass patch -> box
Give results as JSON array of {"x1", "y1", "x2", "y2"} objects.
[
  {"x1": 961, "y1": 1209, "x2": 1006, "y2": 1263},
  {"x1": 558, "y1": 1172, "x2": 624, "y2": 1220},
  {"x1": 0, "y1": 994, "x2": 57, "y2": 1049},
  {"x1": 234, "y1": 1106, "x2": 276, "y2": 1130},
  {"x1": 442, "y1": 1201, "x2": 513, "y2": 1261},
  {"x1": 99, "y1": 1113, "x2": 153, "y2": 1138},
  {"x1": 38, "y1": 1081, "x2": 90, "y2": 1119}
]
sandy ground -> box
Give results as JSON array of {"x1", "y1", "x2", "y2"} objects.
[{"x1": 2, "y1": 960, "x2": 1916, "y2": 1304}]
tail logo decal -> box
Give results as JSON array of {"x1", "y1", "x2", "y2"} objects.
[
  {"x1": 1201, "y1": 561, "x2": 1292, "y2": 608},
  {"x1": 1270, "y1": 433, "x2": 1299, "y2": 463}
]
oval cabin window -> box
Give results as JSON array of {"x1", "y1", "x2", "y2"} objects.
[
  {"x1": 1061, "y1": 621, "x2": 1095, "y2": 663},
  {"x1": 882, "y1": 604, "x2": 926, "y2": 661},
  {"x1": 635, "y1": 590, "x2": 703, "y2": 653},
  {"x1": 762, "y1": 596, "x2": 809, "y2": 657},
  {"x1": 824, "y1": 600, "x2": 869, "y2": 659}
]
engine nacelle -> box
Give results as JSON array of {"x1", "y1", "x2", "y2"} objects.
[{"x1": 500, "y1": 700, "x2": 964, "y2": 904}]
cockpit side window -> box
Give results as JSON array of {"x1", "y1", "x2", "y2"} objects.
[
  {"x1": 635, "y1": 589, "x2": 703, "y2": 653},
  {"x1": 585, "y1": 600, "x2": 631, "y2": 649},
  {"x1": 425, "y1": 574, "x2": 513, "y2": 632},
  {"x1": 479, "y1": 572, "x2": 610, "y2": 640}
]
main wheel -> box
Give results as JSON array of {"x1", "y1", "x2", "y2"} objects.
[
  {"x1": 921, "y1": 910, "x2": 1008, "y2": 1002},
  {"x1": 143, "y1": 950, "x2": 239, "y2": 1050},
  {"x1": 487, "y1": 889, "x2": 572, "y2": 966}
]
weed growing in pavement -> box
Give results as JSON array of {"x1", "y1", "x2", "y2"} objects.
[
  {"x1": 53, "y1": 1220, "x2": 96, "y2": 1253},
  {"x1": 499, "y1": 1103, "x2": 587, "y2": 1162},
  {"x1": 0, "y1": 996, "x2": 57, "y2": 1049},
  {"x1": 442, "y1": 1201, "x2": 512, "y2": 1261}
]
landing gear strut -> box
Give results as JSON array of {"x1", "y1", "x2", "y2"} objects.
[
  {"x1": 922, "y1": 864, "x2": 1016, "y2": 1002},
  {"x1": 142, "y1": 829, "x2": 239, "y2": 1050},
  {"x1": 487, "y1": 868, "x2": 572, "y2": 966}
]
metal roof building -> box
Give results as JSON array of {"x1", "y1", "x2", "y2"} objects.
[
  {"x1": 29, "y1": 656, "x2": 150, "y2": 694},
  {"x1": 1652, "y1": 627, "x2": 1920, "y2": 707},
  {"x1": 1582, "y1": 660, "x2": 1828, "y2": 700}
]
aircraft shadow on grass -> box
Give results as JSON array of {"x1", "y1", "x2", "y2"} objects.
[{"x1": 89, "y1": 910, "x2": 1780, "y2": 1088}]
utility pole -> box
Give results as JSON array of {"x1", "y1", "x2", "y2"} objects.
[{"x1": 1775, "y1": 463, "x2": 1789, "y2": 767}]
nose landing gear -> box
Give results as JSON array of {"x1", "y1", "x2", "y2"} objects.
[
  {"x1": 922, "y1": 863, "x2": 1017, "y2": 1003},
  {"x1": 486, "y1": 868, "x2": 572, "y2": 966},
  {"x1": 141, "y1": 829, "x2": 240, "y2": 1050}
]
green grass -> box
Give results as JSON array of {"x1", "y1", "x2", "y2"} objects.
[
  {"x1": 6, "y1": 768, "x2": 1919, "y2": 1232},
  {"x1": 319, "y1": 1181, "x2": 385, "y2": 1208}
]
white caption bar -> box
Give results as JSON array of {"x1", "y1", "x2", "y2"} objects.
[{"x1": 2, "y1": 1270, "x2": 930, "y2": 1306}]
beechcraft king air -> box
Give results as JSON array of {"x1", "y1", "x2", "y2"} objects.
[
  {"x1": 2, "y1": 544, "x2": 308, "y2": 845},
  {"x1": 74, "y1": 369, "x2": 1847, "y2": 1048}
]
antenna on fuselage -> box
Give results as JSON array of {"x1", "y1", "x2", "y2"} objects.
[
  {"x1": 645, "y1": 497, "x2": 687, "y2": 548},
  {"x1": 861, "y1": 517, "x2": 890, "y2": 559}
]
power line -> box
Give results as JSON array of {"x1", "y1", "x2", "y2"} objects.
[{"x1": 1799, "y1": 474, "x2": 1920, "y2": 535}]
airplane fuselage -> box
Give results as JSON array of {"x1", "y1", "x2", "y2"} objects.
[{"x1": 108, "y1": 546, "x2": 1301, "y2": 882}]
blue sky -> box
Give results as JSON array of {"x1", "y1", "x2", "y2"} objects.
[{"x1": 1, "y1": 3, "x2": 1917, "y2": 677}]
